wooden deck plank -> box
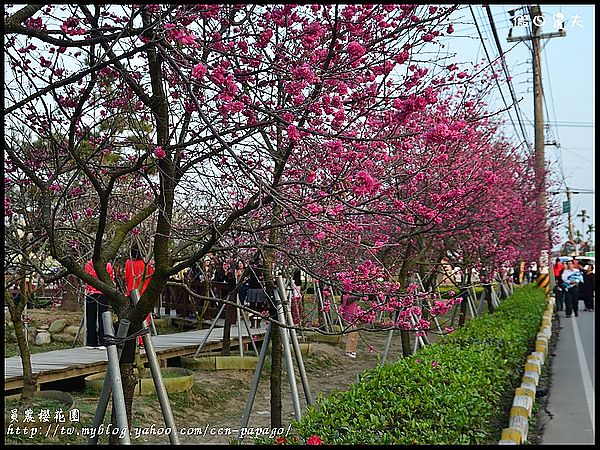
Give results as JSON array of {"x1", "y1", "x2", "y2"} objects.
[{"x1": 4, "y1": 326, "x2": 265, "y2": 390}]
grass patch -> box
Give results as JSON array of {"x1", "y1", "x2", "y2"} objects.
[
  {"x1": 264, "y1": 284, "x2": 546, "y2": 445},
  {"x1": 5, "y1": 396, "x2": 68, "y2": 413}
]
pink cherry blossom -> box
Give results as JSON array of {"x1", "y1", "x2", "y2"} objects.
[
  {"x1": 306, "y1": 435, "x2": 323, "y2": 445},
  {"x1": 191, "y1": 62, "x2": 207, "y2": 79},
  {"x1": 347, "y1": 41, "x2": 366, "y2": 59}
]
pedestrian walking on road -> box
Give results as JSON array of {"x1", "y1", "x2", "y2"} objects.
[
  {"x1": 582, "y1": 264, "x2": 595, "y2": 312},
  {"x1": 553, "y1": 258, "x2": 565, "y2": 311},
  {"x1": 560, "y1": 260, "x2": 584, "y2": 318}
]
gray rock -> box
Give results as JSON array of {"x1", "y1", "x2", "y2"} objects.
[
  {"x1": 35, "y1": 332, "x2": 52, "y2": 345},
  {"x1": 51, "y1": 333, "x2": 73, "y2": 343},
  {"x1": 63, "y1": 325, "x2": 80, "y2": 336},
  {"x1": 48, "y1": 319, "x2": 68, "y2": 333},
  {"x1": 28, "y1": 328, "x2": 37, "y2": 341}
]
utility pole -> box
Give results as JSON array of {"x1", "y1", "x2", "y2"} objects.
[
  {"x1": 507, "y1": 7, "x2": 566, "y2": 219},
  {"x1": 566, "y1": 186, "x2": 575, "y2": 242},
  {"x1": 507, "y1": 5, "x2": 566, "y2": 271},
  {"x1": 508, "y1": 5, "x2": 567, "y2": 274},
  {"x1": 530, "y1": 5, "x2": 546, "y2": 223}
]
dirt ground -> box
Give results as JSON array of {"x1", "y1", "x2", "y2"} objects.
[
  {"x1": 129, "y1": 329, "x2": 406, "y2": 445},
  {"x1": 6, "y1": 293, "x2": 529, "y2": 445},
  {"x1": 5, "y1": 321, "x2": 408, "y2": 445},
  {"x1": 6, "y1": 303, "x2": 465, "y2": 445}
]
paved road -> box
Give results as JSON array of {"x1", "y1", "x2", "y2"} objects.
[{"x1": 540, "y1": 303, "x2": 595, "y2": 445}]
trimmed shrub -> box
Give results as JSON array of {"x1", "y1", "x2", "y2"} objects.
[{"x1": 279, "y1": 284, "x2": 546, "y2": 444}]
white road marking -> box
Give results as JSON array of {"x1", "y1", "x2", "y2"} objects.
[{"x1": 571, "y1": 317, "x2": 595, "y2": 433}]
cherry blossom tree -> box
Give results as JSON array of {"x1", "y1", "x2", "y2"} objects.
[{"x1": 5, "y1": 3, "x2": 555, "y2": 429}]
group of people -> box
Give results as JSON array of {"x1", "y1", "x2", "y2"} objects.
[
  {"x1": 84, "y1": 246, "x2": 154, "y2": 349},
  {"x1": 235, "y1": 261, "x2": 303, "y2": 329},
  {"x1": 187, "y1": 255, "x2": 304, "y2": 330},
  {"x1": 84, "y1": 249, "x2": 358, "y2": 361},
  {"x1": 553, "y1": 257, "x2": 595, "y2": 318},
  {"x1": 187, "y1": 255, "x2": 269, "y2": 329}
]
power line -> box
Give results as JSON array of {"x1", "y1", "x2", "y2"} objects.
[
  {"x1": 544, "y1": 121, "x2": 594, "y2": 128},
  {"x1": 457, "y1": 6, "x2": 523, "y2": 35},
  {"x1": 549, "y1": 190, "x2": 595, "y2": 194},
  {"x1": 541, "y1": 44, "x2": 567, "y2": 189},
  {"x1": 468, "y1": 5, "x2": 520, "y2": 144},
  {"x1": 468, "y1": 6, "x2": 529, "y2": 153},
  {"x1": 483, "y1": 5, "x2": 533, "y2": 155},
  {"x1": 560, "y1": 146, "x2": 594, "y2": 164}
]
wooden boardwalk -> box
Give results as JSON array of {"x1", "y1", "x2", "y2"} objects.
[{"x1": 4, "y1": 325, "x2": 265, "y2": 392}]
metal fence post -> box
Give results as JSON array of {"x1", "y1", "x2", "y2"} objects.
[
  {"x1": 275, "y1": 289, "x2": 302, "y2": 421},
  {"x1": 238, "y1": 322, "x2": 272, "y2": 440}
]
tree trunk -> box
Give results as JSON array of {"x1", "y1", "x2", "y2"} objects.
[
  {"x1": 485, "y1": 284, "x2": 495, "y2": 313},
  {"x1": 5, "y1": 286, "x2": 38, "y2": 404},
  {"x1": 499, "y1": 279, "x2": 508, "y2": 299},
  {"x1": 458, "y1": 271, "x2": 472, "y2": 327},
  {"x1": 400, "y1": 330, "x2": 412, "y2": 357},
  {"x1": 270, "y1": 323, "x2": 283, "y2": 427},
  {"x1": 195, "y1": 281, "x2": 211, "y2": 330},
  {"x1": 221, "y1": 300, "x2": 237, "y2": 356},
  {"x1": 263, "y1": 202, "x2": 283, "y2": 427},
  {"x1": 109, "y1": 362, "x2": 137, "y2": 444},
  {"x1": 458, "y1": 287, "x2": 469, "y2": 327},
  {"x1": 60, "y1": 274, "x2": 80, "y2": 311},
  {"x1": 13, "y1": 314, "x2": 38, "y2": 402}
]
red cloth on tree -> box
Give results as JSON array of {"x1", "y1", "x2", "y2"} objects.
[
  {"x1": 85, "y1": 260, "x2": 114, "y2": 295},
  {"x1": 125, "y1": 258, "x2": 154, "y2": 297}
]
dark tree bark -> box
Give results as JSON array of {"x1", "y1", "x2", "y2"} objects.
[
  {"x1": 458, "y1": 289, "x2": 469, "y2": 327},
  {"x1": 263, "y1": 202, "x2": 284, "y2": 427},
  {"x1": 400, "y1": 329, "x2": 412, "y2": 357},
  {"x1": 270, "y1": 324, "x2": 283, "y2": 428},
  {"x1": 484, "y1": 283, "x2": 495, "y2": 313},
  {"x1": 221, "y1": 300, "x2": 238, "y2": 356},
  {"x1": 60, "y1": 274, "x2": 80, "y2": 312},
  {"x1": 5, "y1": 284, "x2": 38, "y2": 404},
  {"x1": 458, "y1": 272, "x2": 472, "y2": 327}
]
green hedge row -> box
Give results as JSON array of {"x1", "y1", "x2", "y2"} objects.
[{"x1": 281, "y1": 284, "x2": 547, "y2": 444}]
